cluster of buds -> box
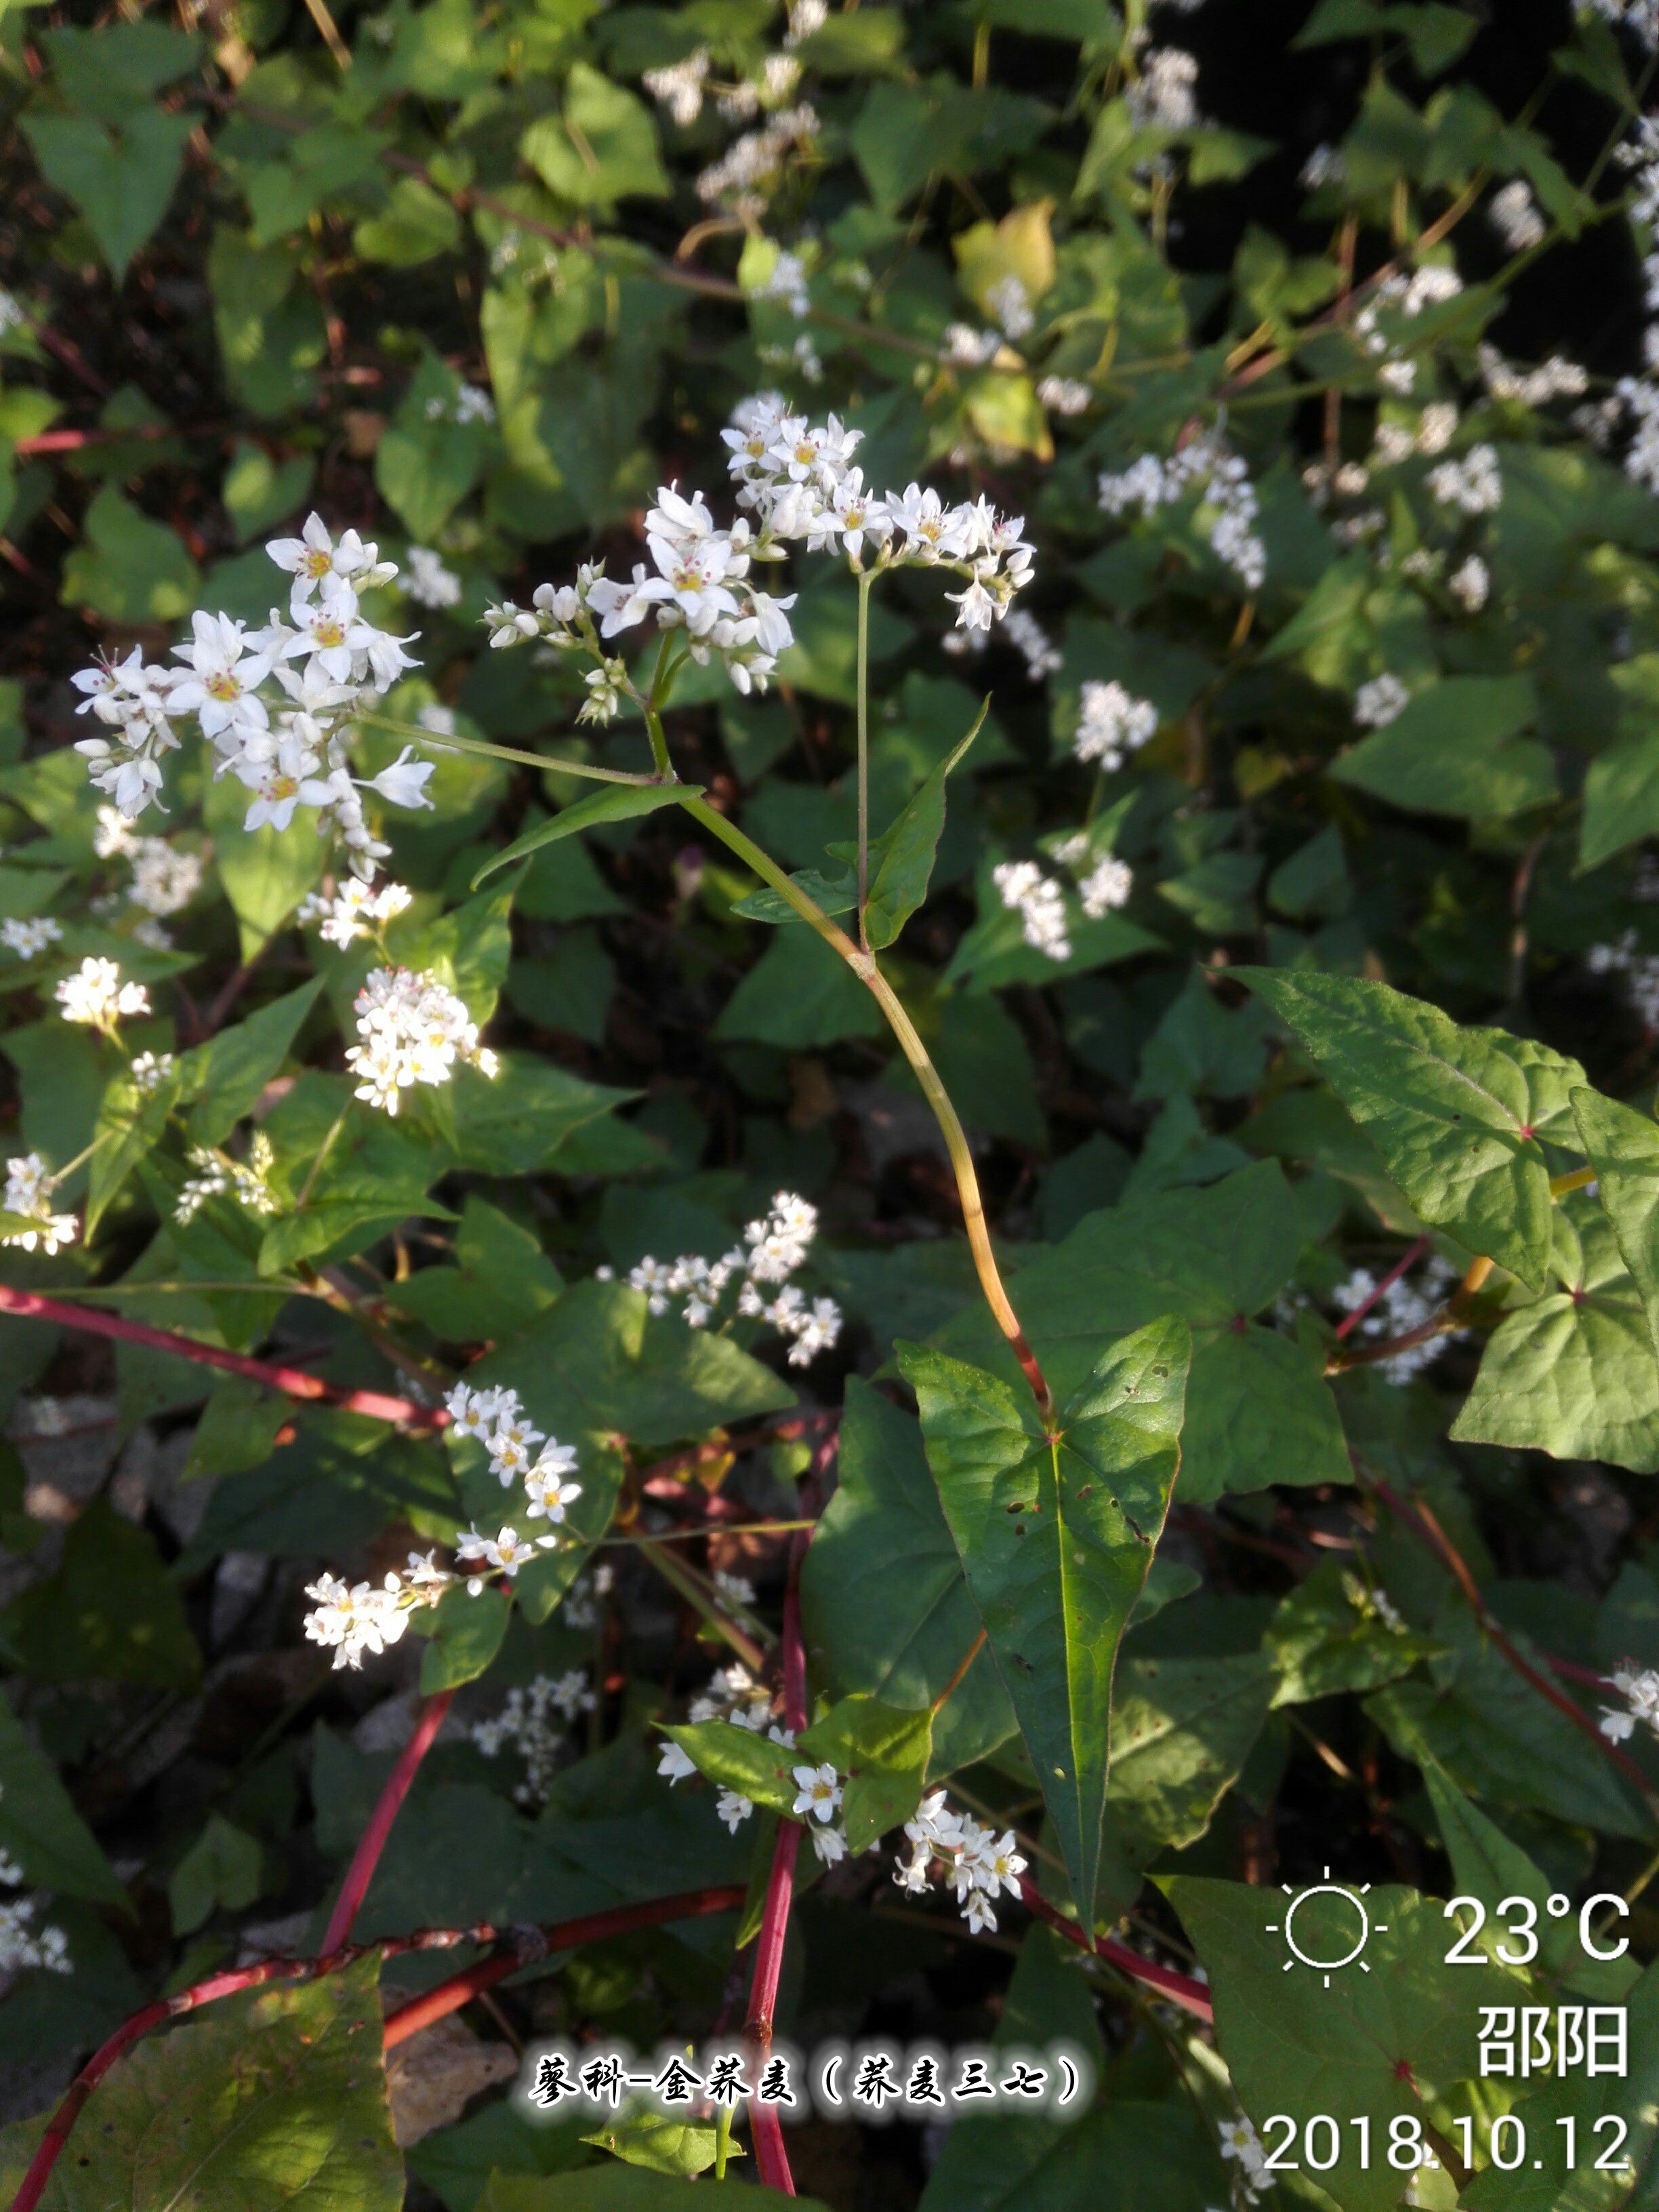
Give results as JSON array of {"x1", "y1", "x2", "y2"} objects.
[
  {"x1": 70, "y1": 518, "x2": 430, "y2": 880},
  {"x1": 470, "y1": 1670, "x2": 597, "y2": 1805}
]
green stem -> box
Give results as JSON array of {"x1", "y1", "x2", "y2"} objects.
[
  {"x1": 644, "y1": 636, "x2": 677, "y2": 778},
  {"x1": 714, "y1": 2101, "x2": 733, "y2": 2179},
  {"x1": 676, "y1": 793, "x2": 1053, "y2": 1417},
  {"x1": 856, "y1": 571, "x2": 873, "y2": 951},
  {"x1": 357, "y1": 712, "x2": 656, "y2": 787},
  {"x1": 642, "y1": 1540, "x2": 769, "y2": 1672}
]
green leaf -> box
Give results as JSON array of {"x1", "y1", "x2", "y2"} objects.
[
  {"x1": 796, "y1": 1696, "x2": 933, "y2": 1851},
  {"x1": 1265, "y1": 1559, "x2": 1435, "y2": 1707},
  {"x1": 1102, "y1": 1652, "x2": 1273, "y2": 1870},
  {"x1": 178, "y1": 977, "x2": 325, "y2": 1145},
  {"x1": 928, "y1": 1162, "x2": 1348, "y2": 1504},
  {"x1": 663, "y1": 1718, "x2": 797, "y2": 1814},
  {"x1": 86, "y1": 1061, "x2": 181, "y2": 1239},
  {"x1": 58, "y1": 482, "x2": 199, "y2": 625},
  {"x1": 899, "y1": 1314, "x2": 1191, "y2": 1917},
  {"x1": 580, "y1": 2108, "x2": 730, "y2": 2178},
  {"x1": 0, "y1": 1954, "x2": 401, "y2": 2211},
  {"x1": 169, "y1": 1812, "x2": 264, "y2": 1936},
  {"x1": 221, "y1": 438, "x2": 315, "y2": 547},
  {"x1": 41, "y1": 21, "x2": 201, "y2": 122},
  {"x1": 713, "y1": 926, "x2": 886, "y2": 1048},
  {"x1": 375, "y1": 349, "x2": 494, "y2": 541},
  {"x1": 22, "y1": 108, "x2": 194, "y2": 279},
  {"x1": 184, "y1": 1377, "x2": 291, "y2": 1480},
  {"x1": 0, "y1": 1502, "x2": 201, "y2": 1691},
  {"x1": 474, "y1": 785, "x2": 693, "y2": 888},
  {"x1": 1239, "y1": 968, "x2": 1584, "y2": 1290},
  {"x1": 860, "y1": 699, "x2": 987, "y2": 950},
  {"x1": 0, "y1": 1690, "x2": 127, "y2": 1908},
  {"x1": 1331, "y1": 675, "x2": 1556, "y2": 821},
  {"x1": 386, "y1": 1195, "x2": 563, "y2": 1344},
  {"x1": 1164, "y1": 1877, "x2": 1495, "y2": 2212},
  {"x1": 800, "y1": 1377, "x2": 1016, "y2": 1774},
  {"x1": 447, "y1": 1057, "x2": 638, "y2": 1176},
  {"x1": 354, "y1": 176, "x2": 463, "y2": 266},
  {"x1": 1574, "y1": 1086, "x2": 1659, "y2": 1370},
  {"x1": 419, "y1": 1582, "x2": 512, "y2": 1692},
  {"x1": 1450, "y1": 1201, "x2": 1659, "y2": 1472},
  {"x1": 520, "y1": 64, "x2": 670, "y2": 211}
]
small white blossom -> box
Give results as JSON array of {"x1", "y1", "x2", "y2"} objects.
[{"x1": 56, "y1": 956, "x2": 148, "y2": 1029}]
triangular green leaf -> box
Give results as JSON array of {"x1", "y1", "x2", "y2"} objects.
[
  {"x1": 473, "y1": 784, "x2": 693, "y2": 888},
  {"x1": 899, "y1": 1314, "x2": 1191, "y2": 1917}
]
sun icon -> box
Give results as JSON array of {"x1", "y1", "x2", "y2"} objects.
[{"x1": 1265, "y1": 1869, "x2": 1387, "y2": 1988}]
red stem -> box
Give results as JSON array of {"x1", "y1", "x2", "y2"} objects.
[
  {"x1": 321, "y1": 1690, "x2": 455, "y2": 1954},
  {"x1": 1017, "y1": 1879, "x2": 1214, "y2": 2022},
  {"x1": 1368, "y1": 1475, "x2": 1655, "y2": 1803},
  {"x1": 741, "y1": 1437, "x2": 829, "y2": 2195},
  {"x1": 7, "y1": 1890, "x2": 745, "y2": 2212},
  {"x1": 0, "y1": 1284, "x2": 447, "y2": 1429},
  {"x1": 1335, "y1": 1234, "x2": 1431, "y2": 1340},
  {"x1": 380, "y1": 1885, "x2": 746, "y2": 2050}
]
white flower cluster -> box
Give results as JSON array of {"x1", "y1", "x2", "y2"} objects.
[
  {"x1": 344, "y1": 965, "x2": 499, "y2": 1115},
  {"x1": 1099, "y1": 426, "x2": 1265, "y2": 591},
  {"x1": 1334, "y1": 1254, "x2": 1460, "y2": 1382},
  {"x1": 697, "y1": 104, "x2": 820, "y2": 211},
  {"x1": 1448, "y1": 554, "x2": 1491, "y2": 611},
  {"x1": 943, "y1": 604, "x2": 1063, "y2": 682},
  {"x1": 55, "y1": 956, "x2": 148, "y2": 1031},
  {"x1": 304, "y1": 1384, "x2": 584, "y2": 1666},
  {"x1": 1427, "y1": 443, "x2": 1503, "y2": 514},
  {"x1": 624, "y1": 1191, "x2": 842, "y2": 1367},
  {"x1": 131, "y1": 1049, "x2": 176, "y2": 1094},
  {"x1": 69, "y1": 516, "x2": 428, "y2": 880},
  {"x1": 1600, "y1": 1660, "x2": 1659, "y2": 1744},
  {"x1": 1352, "y1": 263, "x2": 1463, "y2": 394},
  {"x1": 993, "y1": 838, "x2": 1133, "y2": 963},
  {"x1": 1489, "y1": 179, "x2": 1547, "y2": 253},
  {"x1": 1353, "y1": 674, "x2": 1409, "y2": 729},
  {"x1": 0, "y1": 289, "x2": 26, "y2": 335},
  {"x1": 405, "y1": 546, "x2": 463, "y2": 609},
  {"x1": 175, "y1": 1132, "x2": 279, "y2": 1227},
  {"x1": 1, "y1": 1154, "x2": 77, "y2": 1256},
  {"x1": 1364, "y1": 401, "x2": 1460, "y2": 476},
  {"x1": 648, "y1": 0, "x2": 820, "y2": 138},
  {"x1": 1478, "y1": 346, "x2": 1587, "y2": 407},
  {"x1": 656, "y1": 1662, "x2": 815, "y2": 1843},
  {"x1": 126, "y1": 837, "x2": 204, "y2": 919},
  {"x1": 1126, "y1": 45, "x2": 1202, "y2": 131},
  {"x1": 0, "y1": 916, "x2": 62, "y2": 960},
  {"x1": 1588, "y1": 930, "x2": 1659, "y2": 1026},
  {"x1": 1219, "y1": 2114, "x2": 1271, "y2": 2199},
  {"x1": 425, "y1": 384, "x2": 495, "y2": 427},
  {"x1": 1073, "y1": 678, "x2": 1158, "y2": 770},
  {"x1": 0, "y1": 1893, "x2": 70, "y2": 1977},
  {"x1": 1590, "y1": 0, "x2": 1659, "y2": 48},
  {"x1": 295, "y1": 874, "x2": 413, "y2": 948},
  {"x1": 488, "y1": 404, "x2": 1035, "y2": 703},
  {"x1": 302, "y1": 1551, "x2": 450, "y2": 1671},
  {"x1": 471, "y1": 1670, "x2": 596, "y2": 1805},
  {"x1": 892, "y1": 1789, "x2": 1027, "y2": 1937}
]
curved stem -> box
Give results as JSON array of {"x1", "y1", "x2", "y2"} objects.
[
  {"x1": 0, "y1": 1283, "x2": 446, "y2": 1429},
  {"x1": 359, "y1": 711, "x2": 656, "y2": 787},
  {"x1": 1016, "y1": 1877, "x2": 1214, "y2": 2022},
  {"x1": 676, "y1": 794, "x2": 1053, "y2": 1417},
  {"x1": 321, "y1": 1689, "x2": 455, "y2": 1953}
]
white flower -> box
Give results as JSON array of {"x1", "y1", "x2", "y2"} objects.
[
  {"x1": 56, "y1": 956, "x2": 148, "y2": 1029},
  {"x1": 127, "y1": 840, "x2": 203, "y2": 917},
  {"x1": 405, "y1": 546, "x2": 463, "y2": 609},
  {"x1": 994, "y1": 859, "x2": 1071, "y2": 962},
  {"x1": 266, "y1": 512, "x2": 386, "y2": 598},
  {"x1": 361, "y1": 746, "x2": 435, "y2": 811},
  {"x1": 0, "y1": 916, "x2": 62, "y2": 959},
  {"x1": 344, "y1": 965, "x2": 497, "y2": 1113},
  {"x1": 1078, "y1": 855, "x2": 1133, "y2": 917},
  {"x1": 1219, "y1": 2116, "x2": 1268, "y2": 2179},
  {"x1": 302, "y1": 1570, "x2": 414, "y2": 1668},
  {"x1": 1427, "y1": 443, "x2": 1502, "y2": 514},
  {"x1": 169, "y1": 612, "x2": 274, "y2": 741},
  {"x1": 792, "y1": 1761, "x2": 842, "y2": 1822},
  {"x1": 0, "y1": 1893, "x2": 72, "y2": 1976},
  {"x1": 716, "y1": 1789, "x2": 756, "y2": 1832},
  {"x1": 658, "y1": 1739, "x2": 698, "y2": 1783},
  {"x1": 811, "y1": 1823, "x2": 848, "y2": 1866},
  {"x1": 1490, "y1": 179, "x2": 1547, "y2": 253},
  {"x1": 524, "y1": 1446, "x2": 582, "y2": 1525},
  {"x1": 1, "y1": 1154, "x2": 77, "y2": 1256},
  {"x1": 1354, "y1": 674, "x2": 1410, "y2": 729},
  {"x1": 1449, "y1": 554, "x2": 1490, "y2": 611}
]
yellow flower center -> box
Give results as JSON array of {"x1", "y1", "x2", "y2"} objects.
[
  {"x1": 268, "y1": 775, "x2": 298, "y2": 800},
  {"x1": 314, "y1": 619, "x2": 346, "y2": 649},
  {"x1": 207, "y1": 672, "x2": 242, "y2": 701},
  {"x1": 301, "y1": 548, "x2": 333, "y2": 577}
]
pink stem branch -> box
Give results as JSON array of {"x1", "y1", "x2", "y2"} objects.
[
  {"x1": 1017, "y1": 1879, "x2": 1214, "y2": 2023},
  {"x1": 741, "y1": 1436, "x2": 830, "y2": 2195},
  {"x1": 0, "y1": 1284, "x2": 447, "y2": 1430},
  {"x1": 321, "y1": 1690, "x2": 455, "y2": 1954},
  {"x1": 1334, "y1": 1233, "x2": 1431, "y2": 1340},
  {"x1": 7, "y1": 1888, "x2": 747, "y2": 2212}
]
